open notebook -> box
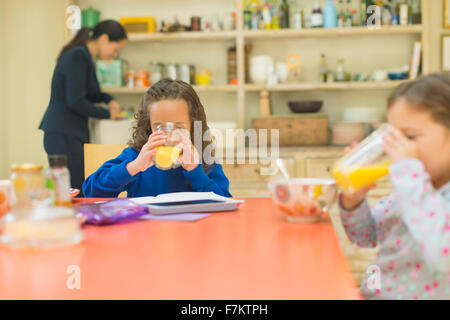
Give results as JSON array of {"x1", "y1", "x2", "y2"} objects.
[{"x1": 131, "y1": 192, "x2": 244, "y2": 215}]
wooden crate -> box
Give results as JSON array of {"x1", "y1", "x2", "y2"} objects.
[{"x1": 252, "y1": 113, "x2": 329, "y2": 146}]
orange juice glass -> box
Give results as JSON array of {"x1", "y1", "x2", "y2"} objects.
[
  {"x1": 331, "y1": 124, "x2": 392, "y2": 192},
  {"x1": 153, "y1": 122, "x2": 184, "y2": 170}
]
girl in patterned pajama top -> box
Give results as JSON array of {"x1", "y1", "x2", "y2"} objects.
[{"x1": 339, "y1": 73, "x2": 450, "y2": 300}]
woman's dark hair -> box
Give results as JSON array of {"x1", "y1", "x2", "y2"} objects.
[
  {"x1": 388, "y1": 72, "x2": 450, "y2": 128},
  {"x1": 129, "y1": 79, "x2": 216, "y2": 172},
  {"x1": 58, "y1": 20, "x2": 127, "y2": 59}
]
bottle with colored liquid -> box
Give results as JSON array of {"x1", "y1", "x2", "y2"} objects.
[
  {"x1": 331, "y1": 124, "x2": 392, "y2": 192},
  {"x1": 323, "y1": 0, "x2": 338, "y2": 28},
  {"x1": 311, "y1": 0, "x2": 323, "y2": 28},
  {"x1": 153, "y1": 122, "x2": 183, "y2": 171},
  {"x1": 46, "y1": 155, "x2": 72, "y2": 206}
]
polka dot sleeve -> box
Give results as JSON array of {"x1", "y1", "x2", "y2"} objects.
[
  {"x1": 339, "y1": 197, "x2": 379, "y2": 248},
  {"x1": 390, "y1": 158, "x2": 450, "y2": 273}
]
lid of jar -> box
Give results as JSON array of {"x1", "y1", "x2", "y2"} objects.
[
  {"x1": 49, "y1": 155, "x2": 68, "y2": 167},
  {"x1": 11, "y1": 163, "x2": 43, "y2": 172}
]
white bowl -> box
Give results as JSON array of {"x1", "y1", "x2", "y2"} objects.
[{"x1": 268, "y1": 178, "x2": 338, "y2": 223}]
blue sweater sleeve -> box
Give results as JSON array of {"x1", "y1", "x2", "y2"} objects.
[
  {"x1": 182, "y1": 163, "x2": 232, "y2": 197},
  {"x1": 83, "y1": 148, "x2": 137, "y2": 198}
]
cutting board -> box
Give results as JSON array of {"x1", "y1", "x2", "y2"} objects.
[{"x1": 252, "y1": 113, "x2": 329, "y2": 146}]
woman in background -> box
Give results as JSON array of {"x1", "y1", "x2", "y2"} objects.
[{"x1": 39, "y1": 20, "x2": 127, "y2": 195}]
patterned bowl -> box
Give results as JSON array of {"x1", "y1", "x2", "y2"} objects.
[{"x1": 268, "y1": 178, "x2": 338, "y2": 223}]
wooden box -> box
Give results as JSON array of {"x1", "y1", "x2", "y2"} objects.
[{"x1": 252, "y1": 113, "x2": 329, "y2": 146}]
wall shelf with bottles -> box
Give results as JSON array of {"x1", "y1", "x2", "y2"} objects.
[
  {"x1": 104, "y1": 80, "x2": 408, "y2": 94},
  {"x1": 69, "y1": 0, "x2": 431, "y2": 130},
  {"x1": 244, "y1": 79, "x2": 409, "y2": 91},
  {"x1": 124, "y1": 24, "x2": 422, "y2": 43},
  {"x1": 127, "y1": 30, "x2": 238, "y2": 42},
  {"x1": 242, "y1": 24, "x2": 423, "y2": 39}
]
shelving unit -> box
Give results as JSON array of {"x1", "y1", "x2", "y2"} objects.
[
  {"x1": 70, "y1": 0, "x2": 431, "y2": 130},
  {"x1": 104, "y1": 80, "x2": 408, "y2": 94}
]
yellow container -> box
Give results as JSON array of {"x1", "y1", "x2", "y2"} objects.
[
  {"x1": 119, "y1": 16, "x2": 156, "y2": 33},
  {"x1": 195, "y1": 70, "x2": 211, "y2": 86}
]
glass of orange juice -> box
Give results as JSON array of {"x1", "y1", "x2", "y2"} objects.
[
  {"x1": 153, "y1": 122, "x2": 184, "y2": 170},
  {"x1": 331, "y1": 124, "x2": 392, "y2": 192}
]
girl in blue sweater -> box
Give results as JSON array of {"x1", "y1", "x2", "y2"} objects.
[{"x1": 83, "y1": 79, "x2": 231, "y2": 198}]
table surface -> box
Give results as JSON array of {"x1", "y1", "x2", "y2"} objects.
[{"x1": 0, "y1": 198, "x2": 361, "y2": 299}]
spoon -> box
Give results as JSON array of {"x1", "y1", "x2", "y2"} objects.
[{"x1": 276, "y1": 158, "x2": 292, "y2": 185}]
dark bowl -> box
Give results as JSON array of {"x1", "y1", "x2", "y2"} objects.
[
  {"x1": 388, "y1": 72, "x2": 409, "y2": 80},
  {"x1": 288, "y1": 101, "x2": 323, "y2": 113}
]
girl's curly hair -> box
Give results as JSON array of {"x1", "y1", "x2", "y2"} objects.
[{"x1": 128, "y1": 79, "x2": 215, "y2": 172}]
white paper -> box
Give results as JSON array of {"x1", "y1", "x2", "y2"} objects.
[{"x1": 130, "y1": 192, "x2": 244, "y2": 205}]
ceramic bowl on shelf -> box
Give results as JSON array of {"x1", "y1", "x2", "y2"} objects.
[
  {"x1": 388, "y1": 71, "x2": 409, "y2": 80},
  {"x1": 268, "y1": 178, "x2": 338, "y2": 223},
  {"x1": 342, "y1": 107, "x2": 386, "y2": 123},
  {"x1": 371, "y1": 70, "x2": 388, "y2": 82},
  {"x1": 331, "y1": 122, "x2": 369, "y2": 146},
  {"x1": 250, "y1": 55, "x2": 274, "y2": 84},
  {"x1": 288, "y1": 101, "x2": 323, "y2": 113}
]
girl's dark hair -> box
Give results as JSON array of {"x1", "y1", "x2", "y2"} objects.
[
  {"x1": 58, "y1": 20, "x2": 127, "y2": 59},
  {"x1": 128, "y1": 79, "x2": 216, "y2": 172},
  {"x1": 387, "y1": 72, "x2": 450, "y2": 128}
]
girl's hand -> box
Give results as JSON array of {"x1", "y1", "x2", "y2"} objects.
[
  {"x1": 126, "y1": 132, "x2": 167, "y2": 176},
  {"x1": 382, "y1": 126, "x2": 419, "y2": 163},
  {"x1": 341, "y1": 184, "x2": 376, "y2": 211},
  {"x1": 178, "y1": 135, "x2": 200, "y2": 172},
  {"x1": 109, "y1": 100, "x2": 121, "y2": 120}
]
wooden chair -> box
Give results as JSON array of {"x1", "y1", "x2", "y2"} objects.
[{"x1": 84, "y1": 144, "x2": 127, "y2": 197}]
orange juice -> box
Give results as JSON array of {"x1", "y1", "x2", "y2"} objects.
[
  {"x1": 154, "y1": 146, "x2": 182, "y2": 170},
  {"x1": 332, "y1": 160, "x2": 390, "y2": 191}
]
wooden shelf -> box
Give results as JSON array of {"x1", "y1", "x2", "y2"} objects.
[
  {"x1": 127, "y1": 31, "x2": 237, "y2": 42},
  {"x1": 103, "y1": 85, "x2": 239, "y2": 94},
  {"x1": 243, "y1": 25, "x2": 423, "y2": 40},
  {"x1": 245, "y1": 80, "x2": 409, "y2": 92},
  {"x1": 104, "y1": 81, "x2": 408, "y2": 94},
  {"x1": 125, "y1": 25, "x2": 422, "y2": 43}
]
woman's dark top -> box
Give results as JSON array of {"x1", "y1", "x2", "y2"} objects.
[{"x1": 39, "y1": 45, "x2": 112, "y2": 141}]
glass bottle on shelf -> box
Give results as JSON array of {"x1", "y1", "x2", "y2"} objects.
[
  {"x1": 293, "y1": 1, "x2": 304, "y2": 30},
  {"x1": 311, "y1": 0, "x2": 323, "y2": 28},
  {"x1": 318, "y1": 53, "x2": 328, "y2": 83},
  {"x1": 335, "y1": 58, "x2": 346, "y2": 82},
  {"x1": 392, "y1": 0, "x2": 400, "y2": 25},
  {"x1": 338, "y1": 0, "x2": 345, "y2": 28},
  {"x1": 272, "y1": 4, "x2": 281, "y2": 29},
  {"x1": 345, "y1": 0, "x2": 352, "y2": 27},
  {"x1": 251, "y1": 3, "x2": 260, "y2": 30},
  {"x1": 324, "y1": 0, "x2": 338, "y2": 29},
  {"x1": 280, "y1": 0, "x2": 290, "y2": 28},
  {"x1": 244, "y1": 7, "x2": 252, "y2": 30},
  {"x1": 360, "y1": 0, "x2": 374, "y2": 26},
  {"x1": 398, "y1": 0, "x2": 410, "y2": 26},
  {"x1": 262, "y1": 3, "x2": 272, "y2": 29},
  {"x1": 410, "y1": 0, "x2": 421, "y2": 24}
]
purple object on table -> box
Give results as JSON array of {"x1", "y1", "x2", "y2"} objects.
[{"x1": 74, "y1": 199, "x2": 150, "y2": 225}]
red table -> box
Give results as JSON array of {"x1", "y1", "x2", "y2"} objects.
[{"x1": 0, "y1": 198, "x2": 361, "y2": 299}]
